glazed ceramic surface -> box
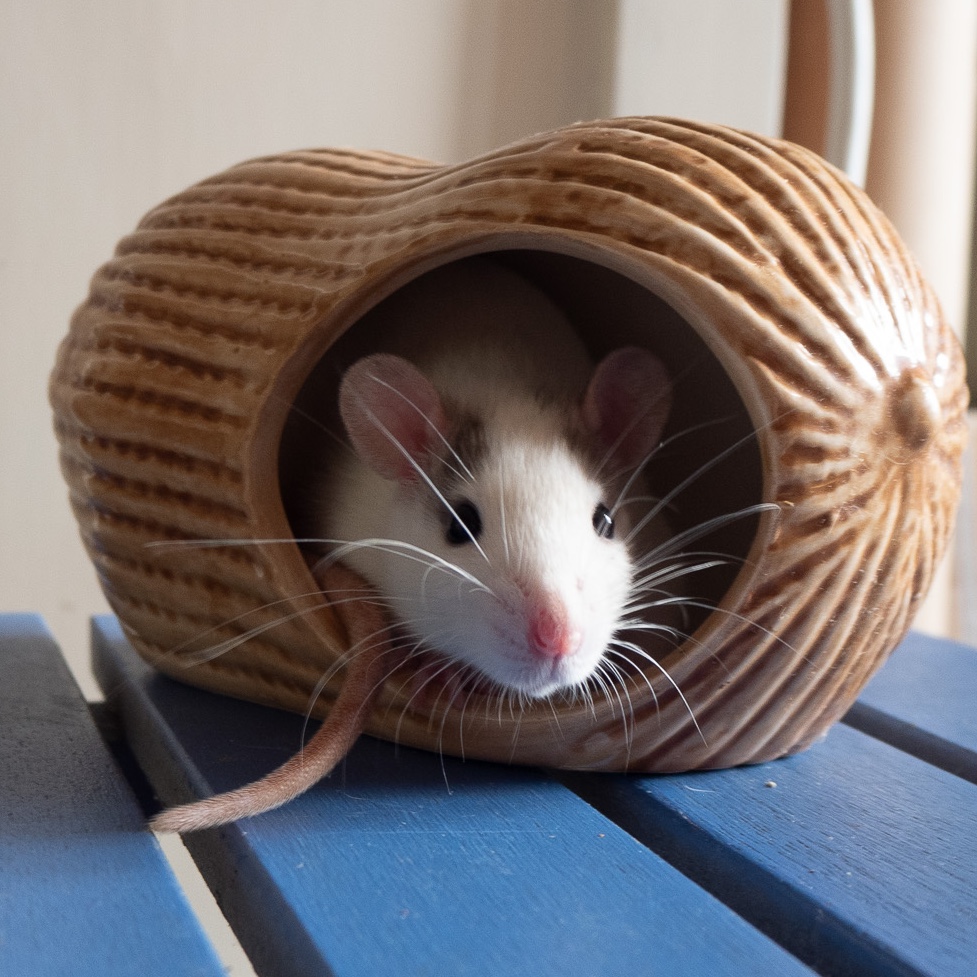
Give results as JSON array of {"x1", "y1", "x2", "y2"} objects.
[{"x1": 50, "y1": 118, "x2": 967, "y2": 771}]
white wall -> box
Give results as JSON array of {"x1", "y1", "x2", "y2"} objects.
[
  {"x1": 614, "y1": 0, "x2": 788, "y2": 134},
  {"x1": 864, "y1": 0, "x2": 977, "y2": 637},
  {"x1": 1, "y1": 0, "x2": 465, "y2": 699},
  {"x1": 1, "y1": 0, "x2": 788, "y2": 697}
]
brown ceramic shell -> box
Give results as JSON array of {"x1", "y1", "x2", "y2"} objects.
[{"x1": 50, "y1": 117, "x2": 967, "y2": 772}]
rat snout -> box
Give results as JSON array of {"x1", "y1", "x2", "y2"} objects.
[{"x1": 527, "y1": 598, "x2": 582, "y2": 661}]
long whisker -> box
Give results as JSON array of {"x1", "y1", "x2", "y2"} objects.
[
  {"x1": 151, "y1": 540, "x2": 489, "y2": 661},
  {"x1": 503, "y1": 696, "x2": 526, "y2": 764},
  {"x1": 610, "y1": 415, "x2": 737, "y2": 513},
  {"x1": 616, "y1": 624, "x2": 731, "y2": 682},
  {"x1": 595, "y1": 390, "x2": 676, "y2": 480},
  {"x1": 313, "y1": 538, "x2": 495, "y2": 595},
  {"x1": 299, "y1": 645, "x2": 382, "y2": 735},
  {"x1": 176, "y1": 592, "x2": 391, "y2": 665},
  {"x1": 629, "y1": 558, "x2": 731, "y2": 595},
  {"x1": 594, "y1": 356, "x2": 717, "y2": 480},
  {"x1": 596, "y1": 658, "x2": 636, "y2": 761},
  {"x1": 393, "y1": 655, "x2": 467, "y2": 744},
  {"x1": 165, "y1": 585, "x2": 394, "y2": 662},
  {"x1": 615, "y1": 621, "x2": 690, "y2": 651},
  {"x1": 299, "y1": 624, "x2": 408, "y2": 750},
  {"x1": 609, "y1": 656, "x2": 640, "y2": 757},
  {"x1": 366, "y1": 373, "x2": 474, "y2": 484},
  {"x1": 620, "y1": 409, "x2": 793, "y2": 532},
  {"x1": 154, "y1": 532, "x2": 495, "y2": 668},
  {"x1": 604, "y1": 647, "x2": 663, "y2": 712},
  {"x1": 358, "y1": 403, "x2": 490, "y2": 563},
  {"x1": 610, "y1": 638, "x2": 706, "y2": 745},
  {"x1": 499, "y1": 457, "x2": 511, "y2": 566},
  {"x1": 146, "y1": 537, "x2": 330, "y2": 550},
  {"x1": 277, "y1": 393, "x2": 352, "y2": 454},
  {"x1": 658, "y1": 599, "x2": 804, "y2": 657},
  {"x1": 629, "y1": 501, "x2": 780, "y2": 554}
]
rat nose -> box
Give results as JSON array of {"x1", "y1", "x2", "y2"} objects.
[{"x1": 528, "y1": 600, "x2": 581, "y2": 660}]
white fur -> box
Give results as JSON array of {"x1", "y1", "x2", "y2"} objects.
[
  {"x1": 327, "y1": 398, "x2": 636, "y2": 697},
  {"x1": 318, "y1": 258, "x2": 671, "y2": 699}
]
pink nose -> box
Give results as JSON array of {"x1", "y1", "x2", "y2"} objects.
[{"x1": 528, "y1": 602, "x2": 581, "y2": 660}]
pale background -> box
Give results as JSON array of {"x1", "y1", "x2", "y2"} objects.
[
  {"x1": 4, "y1": 2, "x2": 976, "y2": 973},
  {"x1": 4, "y1": 0, "x2": 977, "y2": 681},
  {"x1": 2, "y1": 0, "x2": 792, "y2": 700}
]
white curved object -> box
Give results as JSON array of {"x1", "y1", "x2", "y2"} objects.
[{"x1": 825, "y1": 0, "x2": 875, "y2": 186}]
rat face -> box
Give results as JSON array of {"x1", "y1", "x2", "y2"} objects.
[
  {"x1": 334, "y1": 346, "x2": 672, "y2": 700},
  {"x1": 377, "y1": 411, "x2": 637, "y2": 697}
]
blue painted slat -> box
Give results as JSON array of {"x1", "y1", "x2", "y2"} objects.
[
  {"x1": 0, "y1": 614, "x2": 224, "y2": 977},
  {"x1": 91, "y1": 614, "x2": 815, "y2": 977},
  {"x1": 566, "y1": 722, "x2": 977, "y2": 977},
  {"x1": 844, "y1": 630, "x2": 977, "y2": 783}
]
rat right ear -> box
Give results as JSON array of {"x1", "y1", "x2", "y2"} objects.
[
  {"x1": 338, "y1": 353, "x2": 448, "y2": 482},
  {"x1": 583, "y1": 346, "x2": 673, "y2": 472}
]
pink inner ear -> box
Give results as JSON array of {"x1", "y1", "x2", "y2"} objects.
[
  {"x1": 339, "y1": 353, "x2": 447, "y2": 482},
  {"x1": 583, "y1": 347, "x2": 673, "y2": 471}
]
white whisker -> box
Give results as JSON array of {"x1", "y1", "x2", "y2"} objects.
[
  {"x1": 299, "y1": 624, "x2": 406, "y2": 747},
  {"x1": 499, "y1": 463, "x2": 511, "y2": 566},
  {"x1": 628, "y1": 500, "x2": 779, "y2": 553},
  {"x1": 630, "y1": 558, "x2": 731, "y2": 594},
  {"x1": 610, "y1": 415, "x2": 736, "y2": 514},
  {"x1": 610, "y1": 638, "x2": 706, "y2": 746},
  {"x1": 604, "y1": 647, "x2": 663, "y2": 711},
  {"x1": 314, "y1": 537, "x2": 495, "y2": 595},
  {"x1": 146, "y1": 536, "x2": 329, "y2": 550},
  {"x1": 358, "y1": 403, "x2": 490, "y2": 563},
  {"x1": 366, "y1": 373, "x2": 474, "y2": 484},
  {"x1": 619, "y1": 409, "x2": 793, "y2": 535},
  {"x1": 174, "y1": 591, "x2": 391, "y2": 666}
]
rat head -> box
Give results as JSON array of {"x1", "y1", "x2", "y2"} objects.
[{"x1": 337, "y1": 346, "x2": 672, "y2": 700}]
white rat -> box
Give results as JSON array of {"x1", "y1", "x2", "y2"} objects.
[
  {"x1": 323, "y1": 258, "x2": 674, "y2": 700},
  {"x1": 151, "y1": 258, "x2": 676, "y2": 833}
]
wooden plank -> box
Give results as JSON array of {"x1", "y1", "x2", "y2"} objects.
[
  {"x1": 952, "y1": 410, "x2": 977, "y2": 643},
  {"x1": 844, "y1": 630, "x2": 977, "y2": 783},
  {"x1": 91, "y1": 614, "x2": 816, "y2": 977},
  {"x1": 565, "y1": 722, "x2": 977, "y2": 977},
  {"x1": 0, "y1": 614, "x2": 224, "y2": 977}
]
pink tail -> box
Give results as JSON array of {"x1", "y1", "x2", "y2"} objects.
[{"x1": 151, "y1": 564, "x2": 390, "y2": 833}]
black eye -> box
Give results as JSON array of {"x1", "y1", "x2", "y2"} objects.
[
  {"x1": 592, "y1": 502, "x2": 614, "y2": 539},
  {"x1": 447, "y1": 500, "x2": 483, "y2": 545}
]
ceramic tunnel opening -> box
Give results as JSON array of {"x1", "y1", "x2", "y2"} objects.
[{"x1": 278, "y1": 248, "x2": 765, "y2": 655}]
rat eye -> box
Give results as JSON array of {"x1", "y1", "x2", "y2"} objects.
[
  {"x1": 447, "y1": 500, "x2": 482, "y2": 545},
  {"x1": 592, "y1": 502, "x2": 615, "y2": 539}
]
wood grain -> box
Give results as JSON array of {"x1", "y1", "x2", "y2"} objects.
[
  {"x1": 844, "y1": 629, "x2": 977, "y2": 784},
  {"x1": 92, "y1": 614, "x2": 815, "y2": 977},
  {"x1": 568, "y1": 723, "x2": 977, "y2": 977},
  {"x1": 0, "y1": 615, "x2": 224, "y2": 977}
]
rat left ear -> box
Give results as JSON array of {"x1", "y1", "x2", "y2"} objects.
[
  {"x1": 339, "y1": 353, "x2": 448, "y2": 483},
  {"x1": 583, "y1": 347, "x2": 673, "y2": 471}
]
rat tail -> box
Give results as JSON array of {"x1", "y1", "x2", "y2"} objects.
[{"x1": 150, "y1": 564, "x2": 390, "y2": 834}]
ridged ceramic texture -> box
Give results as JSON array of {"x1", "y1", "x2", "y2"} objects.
[{"x1": 51, "y1": 117, "x2": 967, "y2": 772}]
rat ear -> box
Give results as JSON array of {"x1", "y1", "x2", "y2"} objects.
[
  {"x1": 339, "y1": 353, "x2": 448, "y2": 482},
  {"x1": 583, "y1": 347, "x2": 673, "y2": 471}
]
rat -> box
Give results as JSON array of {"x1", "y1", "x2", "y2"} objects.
[
  {"x1": 321, "y1": 258, "x2": 675, "y2": 700},
  {"x1": 150, "y1": 258, "x2": 678, "y2": 833}
]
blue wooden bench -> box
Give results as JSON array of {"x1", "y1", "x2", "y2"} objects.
[
  {"x1": 0, "y1": 614, "x2": 224, "y2": 976},
  {"x1": 2, "y1": 611, "x2": 975, "y2": 976}
]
